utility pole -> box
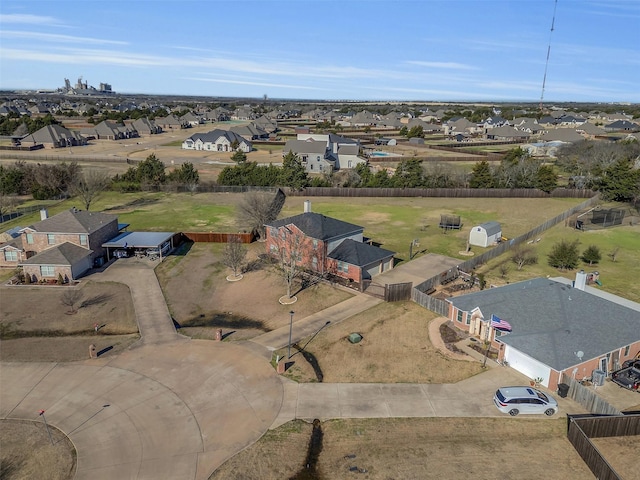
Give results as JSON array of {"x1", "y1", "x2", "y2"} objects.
[{"x1": 287, "y1": 311, "x2": 295, "y2": 359}]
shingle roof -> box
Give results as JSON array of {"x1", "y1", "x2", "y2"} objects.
[
  {"x1": 327, "y1": 239, "x2": 395, "y2": 266},
  {"x1": 20, "y1": 242, "x2": 92, "y2": 266},
  {"x1": 284, "y1": 139, "x2": 327, "y2": 155},
  {"x1": 188, "y1": 129, "x2": 250, "y2": 145},
  {"x1": 448, "y1": 278, "x2": 640, "y2": 371},
  {"x1": 267, "y1": 212, "x2": 363, "y2": 241},
  {"x1": 478, "y1": 221, "x2": 501, "y2": 236},
  {"x1": 26, "y1": 209, "x2": 117, "y2": 234}
]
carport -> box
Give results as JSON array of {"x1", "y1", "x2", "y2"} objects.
[{"x1": 102, "y1": 231, "x2": 177, "y2": 260}]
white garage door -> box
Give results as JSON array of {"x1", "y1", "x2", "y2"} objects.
[{"x1": 504, "y1": 346, "x2": 552, "y2": 387}]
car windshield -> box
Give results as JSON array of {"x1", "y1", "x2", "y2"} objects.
[
  {"x1": 536, "y1": 391, "x2": 549, "y2": 402},
  {"x1": 496, "y1": 390, "x2": 506, "y2": 402}
]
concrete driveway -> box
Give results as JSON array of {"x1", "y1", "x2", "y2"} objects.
[{"x1": 374, "y1": 253, "x2": 460, "y2": 286}]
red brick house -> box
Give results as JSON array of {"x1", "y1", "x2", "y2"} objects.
[
  {"x1": 17, "y1": 208, "x2": 119, "y2": 282},
  {"x1": 265, "y1": 202, "x2": 395, "y2": 285},
  {"x1": 446, "y1": 275, "x2": 640, "y2": 391}
]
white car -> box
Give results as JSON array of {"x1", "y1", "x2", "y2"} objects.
[{"x1": 493, "y1": 386, "x2": 558, "y2": 416}]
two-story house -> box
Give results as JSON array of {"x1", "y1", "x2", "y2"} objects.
[
  {"x1": 265, "y1": 201, "x2": 395, "y2": 286},
  {"x1": 284, "y1": 133, "x2": 366, "y2": 172},
  {"x1": 18, "y1": 208, "x2": 120, "y2": 282}
]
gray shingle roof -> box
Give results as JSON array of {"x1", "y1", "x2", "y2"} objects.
[
  {"x1": 267, "y1": 212, "x2": 363, "y2": 241},
  {"x1": 21, "y1": 242, "x2": 92, "y2": 265},
  {"x1": 27, "y1": 209, "x2": 117, "y2": 234},
  {"x1": 479, "y1": 221, "x2": 501, "y2": 236},
  {"x1": 448, "y1": 278, "x2": 640, "y2": 371},
  {"x1": 327, "y1": 239, "x2": 394, "y2": 266}
]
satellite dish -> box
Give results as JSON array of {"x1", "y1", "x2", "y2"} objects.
[{"x1": 576, "y1": 351, "x2": 584, "y2": 360}]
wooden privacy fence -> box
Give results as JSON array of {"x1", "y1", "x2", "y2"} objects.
[
  {"x1": 412, "y1": 194, "x2": 600, "y2": 315},
  {"x1": 567, "y1": 413, "x2": 640, "y2": 480},
  {"x1": 559, "y1": 374, "x2": 622, "y2": 416},
  {"x1": 294, "y1": 187, "x2": 596, "y2": 199},
  {"x1": 181, "y1": 232, "x2": 255, "y2": 243},
  {"x1": 385, "y1": 282, "x2": 413, "y2": 302}
]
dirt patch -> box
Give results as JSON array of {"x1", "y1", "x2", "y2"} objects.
[
  {"x1": 279, "y1": 302, "x2": 484, "y2": 384},
  {"x1": 0, "y1": 419, "x2": 76, "y2": 480},
  {"x1": 210, "y1": 418, "x2": 593, "y2": 480},
  {"x1": 439, "y1": 321, "x2": 466, "y2": 354},
  {"x1": 156, "y1": 243, "x2": 353, "y2": 341},
  {"x1": 590, "y1": 435, "x2": 640, "y2": 480}
]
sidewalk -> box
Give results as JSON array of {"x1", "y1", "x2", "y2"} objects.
[{"x1": 250, "y1": 294, "x2": 382, "y2": 351}]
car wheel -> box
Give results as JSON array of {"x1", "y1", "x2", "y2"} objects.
[
  {"x1": 508, "y1": 409, "x2": 519, "y2": 416},
  {"x1": 545, "y1": 409, "x2": 555, "y2": 416}
]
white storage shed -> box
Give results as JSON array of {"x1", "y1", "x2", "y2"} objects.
[{"x1": 469, "y1": 221, "x2": 502, "y2": 247}]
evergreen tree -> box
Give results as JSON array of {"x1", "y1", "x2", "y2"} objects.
[
  {"x1": 596, "y1": 157, "x2": 640, "y2": 201},
  {"x1": 279, "y1": 151, "x2": 308, "y2": 189},
  {"x1": 581, "y1": 245, "x2": 601, "y2": 266},
  {"x1": 469, "y1": 161, "x2": 494, "y2": 188},
  {"x1": 392, "y1": 158, "x2": 424, "y2": 188},
  {"x1": 535, "y1": 165, "x2": 558, "y2": 193}
]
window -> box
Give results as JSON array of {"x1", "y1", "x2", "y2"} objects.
[
  {"x1": 26, "y1": 233, "x2": 34, "y2": 244},
  {"x1": 40, "y1": 265, "x2": 55, "y2": 277},
  {"x1": 624, "y1": 345, "x2": 630, "y2": 356},
  {"x1": 456, "y1": 310, "x2": 464, "y2": 323},
  {"x1": 337, "y1": 261, "x2": 349, "y2": 273},
  {"x1": 465, "y1": 314, "x2": 471, "y2": 325},
  {"x1": 312, "y1": 256, "x2": 318, "y2": 270},
  {"x1": 316, "y1": 156, "x2": 321, "y2": 161},
  {"x1": 79, "y1": 234, "x2": 88, "y2": 246},
  {"x1": 4, "y1": 251, "x2": 18, "y2": 261},
  {"x1": 47, "y1": 234, "x2": 55, "y2": 244},
  {"x1": 312, "y1": 239, "x2": 318, "y2": 249}
]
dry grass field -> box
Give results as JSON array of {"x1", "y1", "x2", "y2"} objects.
[
  {"x1": 0, "y1": 281, "x2": 138, "y2": 362},
  {"x1": 210, "y1": 418, "x2": 594, "y2": 480},
  {"x1": 278, "y1": 301, "x2": 483, "y2": 384},
  {"x1": 156, "y1": 242, "x2": 354, "y2": 341},
  {"x1": 0, "y1": 419, "x2": 76, "y2": 480}
]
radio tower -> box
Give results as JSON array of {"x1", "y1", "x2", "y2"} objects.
[{"x1": 540, "y1": 0, "x2": 558, "y2": 112}]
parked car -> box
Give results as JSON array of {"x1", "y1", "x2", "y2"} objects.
[
  {"x1": 493, "y1": 386, "x2": 558, "y2": 416},
  {"x1": 114, "y1": 249, "x2": 129, "y2": 258},
  {"x1": 611, "y1": 361, "x2": 640, "y2": 392}
]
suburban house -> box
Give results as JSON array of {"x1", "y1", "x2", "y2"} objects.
[
  {"x1": 265, "y1": 201, "x2": 395, "y2": 285},
  {"x1": 154, "y1": 115, "x2": 188, "y2": 130},
  {"x1": 17, "y1": 208, "x2": 120, "y2": 282},
  {"x1": 446, "y1": 275, "x2": 640, "y2": 390},
  {"x1": 285, "y1": 133, "x2": 367, "y2": 171},
  {"x1": 18, "y1": 124, "x2": 87, "y2": 149},
  {"x1": 468, "y1": 221, "x2": 502, "y2": 247},
  {"x1": 229, "y1": 123, "x2": 270, "y2": 141},
  {"x1": 131, "y1": 117, "x2": 162, "y2": 135},
  {"x1": 182, "y1": 129, "x2": 252, "y2": 152},
  {"x1": 82, "y1": 120, "x2": 138, "y2": 140},
  {"x1": 0, "y1": 227, "x2": 26, "y2": 267}
]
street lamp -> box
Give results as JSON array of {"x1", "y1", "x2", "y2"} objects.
[
  {"x1": 39, "y1": 409, "x2": 54, "y2": 445},
  {"x1": 287, "y1": 310, "x2": 294, "y2": 359}
]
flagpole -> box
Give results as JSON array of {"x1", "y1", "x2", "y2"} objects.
[{"x1": 482, "y1": 319, "x2": 491, "y2": 368}]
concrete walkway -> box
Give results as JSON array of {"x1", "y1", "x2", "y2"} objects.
[{"x1": 250, "y1": 294, "x2": 382, "y2": 351}]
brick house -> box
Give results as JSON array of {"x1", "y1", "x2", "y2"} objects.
[
  {"x1": 446, "y1": 275, "x2": 640, "y2": 391},
  {"x1": 0, "y1": 233, "x2": 27, "y2": 268},
  {"x1": 17, "y1": 208, "x2": 119, "y2": 281},
  {"x1": 264, "y1": 202, "x2": 394, "y2": 285}
]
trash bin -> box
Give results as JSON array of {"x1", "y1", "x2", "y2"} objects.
[
  {"x1": 557, "y1": 383, "x2": 569, "y2": 398},
  {"x1": 348, "y1": 333, "x2": 363, "y2": 344}
]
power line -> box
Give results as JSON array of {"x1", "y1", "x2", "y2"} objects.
[{"x1": 540, "y1": 0, "x2": 558, "y2": 112}]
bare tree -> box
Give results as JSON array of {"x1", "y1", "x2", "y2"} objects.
[
  {"x1": 61, "y1": 289, "x2": 83, "y2": 314},
  {"x1": 511, "y1": 246, "x2": 538, "y2": 270},
  {"x1": 71, "y1": 169, "x2": 111, "y2": 210},
  {"x1": 236, "y1": 189, "x2": 286, "y2": 241},
  {"x1": 271, "y1": 226, "x2": 314, "y2": 299},
  {"x1": 222, "y1": 235, "x2": 247, "y2": 278}
]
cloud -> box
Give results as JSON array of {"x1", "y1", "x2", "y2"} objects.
[
  {"x1": 0, "y1": 13, "x2": 64, "y2": 26},
  {"x1": 183, "y1": 76, "x2": 322, "y2": 91},
  {"x1": 1, "y1": 30, "x2": 128, "y2": 46},
  {"x1": 405, "y1": 61, "x2": 477, "y2": 70}
]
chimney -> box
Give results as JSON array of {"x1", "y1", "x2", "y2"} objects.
[
  {"x1": 303, "y1": 200, "x2": 311, "y2": 213},
  {"x1": 40, "y1": 209, "x2": 48, "y2": 220},
  {"x1": 574, "y1": 270, "x2": 587, "y2": 291}
]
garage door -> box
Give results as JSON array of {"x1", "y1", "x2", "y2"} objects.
[{"x1": 504, "y1": 346, "x2": 552, "y2": 387}]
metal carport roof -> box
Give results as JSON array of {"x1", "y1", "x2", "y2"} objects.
[{"x1": 102, "y1": 231, "x2": 175, "y2": 249}]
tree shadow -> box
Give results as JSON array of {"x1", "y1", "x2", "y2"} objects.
[
  {"x1": 103, "y1": 197, "x2": 159, "y2": 211},
  {"x1": 81, "y1": 293, "x2": 114, "y2": 308},
  {"x1": 182, "y1": 312, "x2": 268, "y2": 332},
  {"x1": 242, "y1": 258, "x2": 264, "y2": 273}
]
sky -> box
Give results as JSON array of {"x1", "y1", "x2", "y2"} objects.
[{"x1": 1, "y1": 0, "x2": 639, "y2": 103}]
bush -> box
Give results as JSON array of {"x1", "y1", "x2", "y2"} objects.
[{"x1": 548, "y1": 239, "x2": 580, "y2": 270}]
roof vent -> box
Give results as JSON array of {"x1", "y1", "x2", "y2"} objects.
[
  {"x1": 574, "y1": 270, "x2": 587, "y2": 291},
  {"x1": 40, "y1": 209, "x2": 48, "y2": 220},
  {"x1": 304, "y1": 200, "x2": 312, "y2": 213}
]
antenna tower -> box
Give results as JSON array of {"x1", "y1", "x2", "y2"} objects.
[{"x1": 540, "y1": 0, "x2": 558, "y2": 112}]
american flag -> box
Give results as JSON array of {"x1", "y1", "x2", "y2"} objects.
[{"x1": 491, "y1": 314, "x2": 512, "y2": 332}]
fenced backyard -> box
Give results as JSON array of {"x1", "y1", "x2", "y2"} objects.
[{"x1": 567, "y1": 413, "x2": 640, "y2": 480}]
